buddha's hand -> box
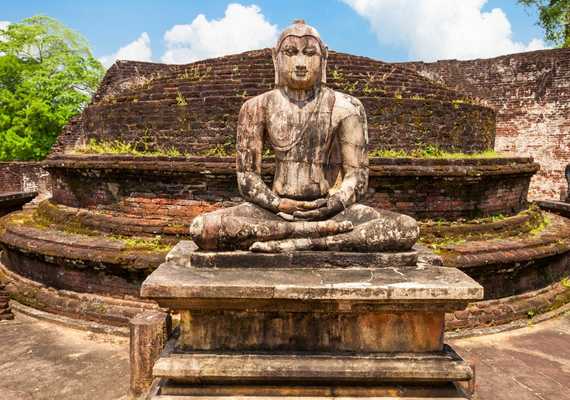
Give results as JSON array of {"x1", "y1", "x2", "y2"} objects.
[
  {"x1": 292, "y1": 196, "x2": 344, "y2": 221},
  {"x1": 278, "y1": 198, "x2": 327, "y2": 214}
]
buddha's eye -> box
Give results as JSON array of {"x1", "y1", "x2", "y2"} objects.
[
  {"x1": 303, "y1": 47, "x2": 317, "y2": 56},
  {"x1": 283, "y1": 47, "x2": 298, "y2": 56}
]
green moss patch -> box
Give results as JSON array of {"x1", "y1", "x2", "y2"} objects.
[
  {"x1": 420, "y1": 206, "x2": 548, "y2": 253},
  {"x1": 72, "y1": 138, "x2": 183, "y2": 157},
  {"x1": 369, "y1": 145, "x2": 501, "y2": 159}
]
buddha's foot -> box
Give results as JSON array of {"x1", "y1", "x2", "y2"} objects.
[{"x1": 250, "y1": 238, "x2": 313, "y2": 253}]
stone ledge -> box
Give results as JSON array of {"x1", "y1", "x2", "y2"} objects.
[
  {"x1": 141, "y1": 262, "x2": 483, "y2": 303},
  {"x1": 440, "y1": 212, "x2": 570, "y2": 268},
  {"x1": 36, "y1": 200, "x2": 191, "y2": 237},
  {"x1": 0, "y1": 211, "x2": 166, "y2": 272},
  {"x1": 537, "y1": 200, "x2": 570, "y2": 218},
  {"x1": 0, "y1": 261, "x2": 158, "y2": 328},
  {"x1": 44, "y1": 154, "x2": 538, "y2": 177},
  {"x1": 446, "y1": 278, "x2": 570, "y2": 332},
  {"x1": 154, "y1": 345, "x2": 472, "y2": 384}
]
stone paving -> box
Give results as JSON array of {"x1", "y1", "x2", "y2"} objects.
[
  {"x1": 450, "y1": 313, "x2": 570, "y2": 400},
  {"x1": 0, "y1": 311, "x2": 568, "y2": 400}
]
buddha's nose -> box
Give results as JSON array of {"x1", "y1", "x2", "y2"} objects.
[{"x1": 295, "y1": 65, "x2": 307, "y2": 73}]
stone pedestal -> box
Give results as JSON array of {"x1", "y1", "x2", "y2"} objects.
[{"x1": 139, "y1": 241, "x2": 483, "y2": 399}]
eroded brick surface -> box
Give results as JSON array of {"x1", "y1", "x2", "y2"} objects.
[{"x1": 401, "y1": 48, "x2": 570, "y2": 200}]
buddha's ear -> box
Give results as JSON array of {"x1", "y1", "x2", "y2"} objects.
[
  {"x1": 272, "y1": 48, "x2": 279, "y2": 86},
  {"x1": 321, "y1": 46, "x2": 328, "y2": 85}
]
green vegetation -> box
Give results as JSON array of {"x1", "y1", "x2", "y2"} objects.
[
  {"x1": 73, "y1": 138, "x2": 183, "y2": 157},
  {"x1": 529, "y1": 213, "x2": 551, "y2": 235},
  {"x1": 179, "y1": 65, "x2": 212, "y2": 81},
  {"x1": 420, "y1": 206, "x2": 548, "y2": 252},
  {"x1": 109, "y1": 234, "x2": 172, "y2": 252},
  {"x1": 0, "y1": 16, "x2": 104, "y2": 160},
  {"x1": 176, "y1": 90, "x2": 188, "y2": 106},
  {"x1": 518, "y1": 0, "x2": 569, "y2": 47},
  {"x1": 369, "y1": 145, "x2": 501, "y2": 159}
]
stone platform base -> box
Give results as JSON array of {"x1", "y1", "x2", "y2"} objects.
[
  {"x1": 167, "y1": 241, "x2": 419, "y2": 269},
  {"x1": 149, "y1": 381, "x2": 469, "y2": 399},
  {"x1": 135, "y1": 247, "x2": 482, "y2": 399}
]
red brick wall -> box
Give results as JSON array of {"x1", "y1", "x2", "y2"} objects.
[
  {"x1": 45, "y1": 155, "x2": 537, "y2": 222},
  {"x1": 51, "y1": 50, "x2": 495, "y2": 156},
  {"x1": 0, "y1": 162, "x2": 50, "y2": 194},
  {"x1": 400, "y1": 48, "x2": 570, "y2": 200}
]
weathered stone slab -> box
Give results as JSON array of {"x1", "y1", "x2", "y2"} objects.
[
  {"x1": 166, "y1": 240, "x2": 418, "y2": 269},
  {"x1": 141, "y1": 262, "x2": 483, "y2": 304},
  {"x1": 153, "y1": 345, "x2": 472, "y2": 383},
  {"x1": 177, "y1": 309, "x2": 444, "y2": 352},
  {"x1": 157, "y1": 381, "x2": 466, "y2": 398}
]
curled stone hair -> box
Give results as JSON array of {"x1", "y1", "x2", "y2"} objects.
[{"x1": 272, "y1": 19, "x2": 328, "y2": 87}]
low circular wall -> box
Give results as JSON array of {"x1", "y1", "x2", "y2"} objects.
[
  {"x1": 45, "y1": 154, "x2": 539, "y2": 222},
  {"x1": 1, "y1": 154, "x2": 566, "y2": 335}
]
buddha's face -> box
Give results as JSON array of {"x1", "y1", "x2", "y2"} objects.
[{"x1": 276, "y1": 36, "x2": 323, "y2": 90}]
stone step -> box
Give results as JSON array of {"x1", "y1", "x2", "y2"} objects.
[
  {"x1": 154, "y1": 381, "x2": 468, "y2": 398},
  {"x1": 153, "y1": 347, "x2": 473, "y2": 384}
]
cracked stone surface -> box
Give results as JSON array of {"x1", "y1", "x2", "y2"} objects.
[
  {"x1": 141, "y1": 261, "x2": 483, "y2": 301},
  {"x1": 0, "y1": 311, "x2": 569, "y2": 399}
]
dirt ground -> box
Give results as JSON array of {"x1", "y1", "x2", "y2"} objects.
[{"x1": 0, "y1": 311, "x2": 569, "y2": 400}]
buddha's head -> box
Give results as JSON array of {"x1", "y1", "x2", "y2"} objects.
[{"x1": 273, "y1": 20, "x2": 328, "y2": 90}]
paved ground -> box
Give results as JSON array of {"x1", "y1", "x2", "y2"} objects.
[
  {"x1": 0, "y1": 314, "x2": 129, "y2": 400},
  {"x1": 450, "y1": 313, "x2": 570, "y2": 400},
  {"x1": 0, "y1": 312, "x2": 568, "y2": 400}
]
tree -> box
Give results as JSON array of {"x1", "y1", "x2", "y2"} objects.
[
  {"x1": 518, "y1": 0, "x2": 570, "y2": 47},
  {"x1": 0, "y1": 16, "x2": 104, "y2": 160}
]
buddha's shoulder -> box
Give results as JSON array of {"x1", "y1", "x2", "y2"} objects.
[
  {"x1": 240, "y1": 89, "x2": 280, "y2": 112},
  {"x1": 331, "y1": 89, "x2": 365, "y2": 121}
]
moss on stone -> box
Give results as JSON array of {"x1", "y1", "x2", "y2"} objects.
[
  {"x1": 369, "y1": 145, "x2": 501, "y2": 159},
  {"x1": 72, "y1": 138, "x2": 183, "y2": 157},
  {"x1": 109, "y1": 234, "x2": 172, "y2": 252},
  {"x1": 420, "y1": 206, "x2": 546, "y2": 251}
]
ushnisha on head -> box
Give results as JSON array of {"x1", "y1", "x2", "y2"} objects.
[{"x1": 272, "y1": 19, "x2": 328, "y2": 90}]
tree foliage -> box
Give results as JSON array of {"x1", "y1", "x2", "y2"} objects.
[
  {"x1": 518, "y1": 0, "x2": 570, "y2": 47},
  {"x1": 0, "y1": 16, "x2": 104, "y2": 160}
]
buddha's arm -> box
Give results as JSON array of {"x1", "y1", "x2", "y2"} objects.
[
  {"x1": 236, "y1": 99, "x2": 282, "y2": 213},
  {"x1": 332, "y1": 113, "x2": 369, "y2": 208}
]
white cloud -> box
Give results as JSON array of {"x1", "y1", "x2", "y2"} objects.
[
  {"x1": 342, "y1": 0, "x2": 546, "y2": 61},
  {"x1": 99, "y1": 32, "x2": 153, "y2": 68},
  {"x1": 0, "y1": 21, "x2": 10, "y2": 31},
  {"x1": 161, "y1": 3, "x2": 278, "y2": 64}
]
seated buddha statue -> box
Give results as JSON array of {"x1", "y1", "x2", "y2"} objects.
[{"x1": 189, "y1": 20, "x2": 419, "y2": 253}]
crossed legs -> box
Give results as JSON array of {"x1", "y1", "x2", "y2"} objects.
[{"x1": 189, "y1": 202, "x2": 419, "y2": 253}]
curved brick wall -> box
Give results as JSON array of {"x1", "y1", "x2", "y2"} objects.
[
  {"x1": 52, "y1": 49, "x2": 495, "y2": 155},
  {"x1": 45, "y1": 154, "x2": 538, "y2": 222}
]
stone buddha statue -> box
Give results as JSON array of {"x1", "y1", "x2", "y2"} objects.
[{"x1": 190, "y1": 20, "x2": 419, "y2": 253}]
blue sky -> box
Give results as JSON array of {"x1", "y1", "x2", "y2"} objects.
[{"x1": 1, "y1": 0, "x2": 546, "y2": 66}]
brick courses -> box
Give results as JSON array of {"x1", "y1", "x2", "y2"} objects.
[
  {"x1": 51, "y1": 49, "x2": 495, "y2": 156},
  {"x1": 400, "y1": 48, "x2": 570, "y2": 200},
  {"x1": 0, "y1": 162, "x2": 50, "y2": 194}
]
